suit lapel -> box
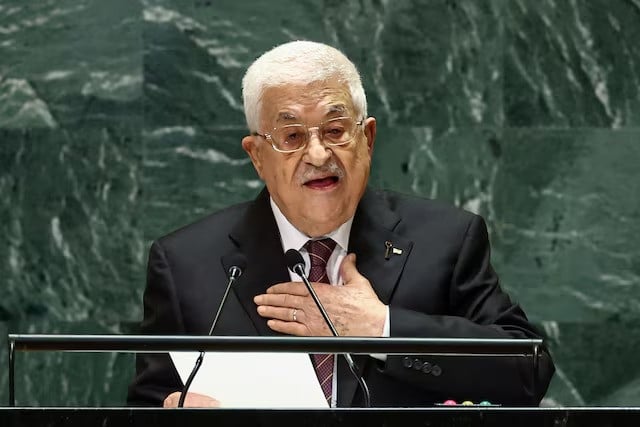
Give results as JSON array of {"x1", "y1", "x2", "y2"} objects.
[
  {"x1": 338, "y1": 188, "x2": 414, "y2": 407},
  {"x1": 223, "y1": 188, "x2": 290, "y2": 337}
]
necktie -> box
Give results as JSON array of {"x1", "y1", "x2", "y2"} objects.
[{"x1": 304, "y1": 238, "x2": 337, "y2": 405}]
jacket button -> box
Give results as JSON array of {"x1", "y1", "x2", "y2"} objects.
[
  {"x1": 413, "y1": 359, "x2": 423, "y2": 370},
  {"x1": 421, "y1": 362, "x2": 432, "y2": 374},
  {"x1": 402, "y1": 357, "x2": 413, "y2": 368},
  {"x1": 432, "y1": 364, "x2": 442, "y2": 376}
]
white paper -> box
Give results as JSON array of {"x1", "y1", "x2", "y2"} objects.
[{"x1": 170, "y1": 352, "x2": 329, "y2": 408}]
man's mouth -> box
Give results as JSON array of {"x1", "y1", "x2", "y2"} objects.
[{"x1": 304, "y1": 176, "x2": 340, "y2": 189}]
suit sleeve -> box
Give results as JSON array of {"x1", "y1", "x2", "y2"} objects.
[
  {"x1": 382, "y1": 215, "x2": 555, "y2": 406},
  {"x1": 126, "y1": 241, "x2": 185, "y2": 406}
]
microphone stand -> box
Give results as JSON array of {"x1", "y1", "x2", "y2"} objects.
[
  {"x1": 292, "y1": 263, "x2": 371, "y2": 408},
  {"x1": 177, "y1": 264, "x2": 243, "y2": 408}
]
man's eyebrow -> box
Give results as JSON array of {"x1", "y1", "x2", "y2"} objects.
[
  {"x1": 276, "y1": 112, "x2": 298, "y2": 122},
  {"x1": 326, "y1": 104, "x2": 347, "y2": 115}
]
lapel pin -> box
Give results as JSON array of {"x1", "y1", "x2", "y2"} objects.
[{"x1": 384, "y1": 241, "x2": 403, "y2": 260}]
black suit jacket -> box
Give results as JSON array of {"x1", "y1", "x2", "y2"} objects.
[{"x1": 127, "y1": 187, "x2": 554, "y2": 407}]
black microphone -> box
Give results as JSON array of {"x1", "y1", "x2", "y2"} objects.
[
  {"x1": 285, "y1": 249, "x2": 371, "y2": 408},
  {"x1": 178, "y1": 253, "x2": 247, "y2": 408}
]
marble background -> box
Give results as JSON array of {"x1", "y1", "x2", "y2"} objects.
[{"x1": 1, "y1": 0, "x2": 639, "y2": 406}]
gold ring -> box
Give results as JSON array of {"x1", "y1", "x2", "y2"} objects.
[{"x1": 292, "y1": 308, "x2": 298, "y2": 322}]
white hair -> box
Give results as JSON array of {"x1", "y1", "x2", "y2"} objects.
[{"x1": 242, "y1": 40, "x2": 368, "y2": 132}]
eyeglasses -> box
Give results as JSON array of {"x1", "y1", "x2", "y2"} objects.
[{"x1": 253, "y1": 116, "x2": 364, "y2": 153}]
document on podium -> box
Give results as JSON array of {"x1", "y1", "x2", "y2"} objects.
[{"x1": 170, "y1": 351, "x2": 329, "y2": 408}]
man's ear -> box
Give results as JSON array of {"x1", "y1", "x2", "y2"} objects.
[
  {"x1": 242, "y1": 135, "x2": 264, "y2": 179},
  {"x1": 363, "y1": 117, "x2": 376, "y2": 154}
]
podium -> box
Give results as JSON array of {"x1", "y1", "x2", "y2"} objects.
[
  {"x1": 5, "y1": 334, "x2": 639, "y2": 426},
  {"x1": 8, "y1": 334, "x2": 544, "y2": 407},
  {"x1": 2, "y1": 407, "x2": 640, "y2": 426}
]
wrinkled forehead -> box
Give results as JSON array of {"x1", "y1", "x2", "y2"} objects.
[
  {"x1": 275, "y1": 103, "x2": 349, "y2": 122},
  {"x1": 260, "y1": 82, "x2": 356, "y2": 124}
]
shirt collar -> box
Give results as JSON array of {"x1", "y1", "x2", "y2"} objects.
[{"x1": 269, "y1": 197, "x2": 352, "y2": 253}]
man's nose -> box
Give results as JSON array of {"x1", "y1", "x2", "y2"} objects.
[{"x1": 304, "y1": 128, "x2": 331, "y2": 166}]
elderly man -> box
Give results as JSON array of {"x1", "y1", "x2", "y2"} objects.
[{"x1": 127, "y1": 40, "x2": 554, "y2": 408}]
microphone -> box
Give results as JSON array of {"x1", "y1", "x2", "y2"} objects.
[
  {"x1": 178, "y1": 253, "x2": 247, "y2": 408},
  {"x1": 285, "y1": 249, "x2": 371, "y2": 408}
]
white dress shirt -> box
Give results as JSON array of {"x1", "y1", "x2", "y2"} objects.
[{"x1": 269, "y1": 198, "x2": 389, "y2": 407}]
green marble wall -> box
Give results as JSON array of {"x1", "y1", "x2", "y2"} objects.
[{"x1": 1, "y1": 0, "x2": 639, "y2": 406}]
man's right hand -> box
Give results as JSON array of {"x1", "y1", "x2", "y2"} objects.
[{"x1": 163, "y1": 391, "x2": 220, "y2": 407}]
